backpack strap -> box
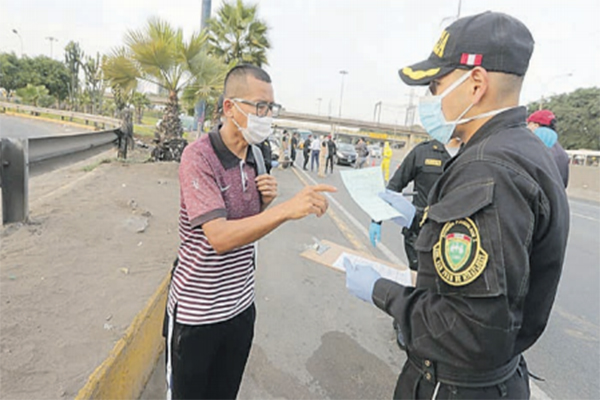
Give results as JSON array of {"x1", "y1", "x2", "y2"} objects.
[{"x1": 251, "y1": 144, "x2": 267, "y2": 175}]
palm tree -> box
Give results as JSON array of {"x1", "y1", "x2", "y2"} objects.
[
  {"x1": 16, "y1": 84, "x2": 49, "y2": 107},
  {"x1": 206, "y1": 0, "x2": 270, "y2": 67},
  {"x1": 103, "y1": 17, "x2": 224, "y2": 141},
  {"x1": 131, "y1": 91, "x2": 151, "y2": 124}
]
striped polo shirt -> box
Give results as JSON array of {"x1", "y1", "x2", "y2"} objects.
[{"x1": 167, "y1": 125, "x2": 262, "y2": 325}]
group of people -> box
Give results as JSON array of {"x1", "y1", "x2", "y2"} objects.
[
  {"x1": 165, "y1": 11, "x2": 569, "y2": 400},
  {"x1": 300, "y1": 133, "x2": 337, "y2": 176}
]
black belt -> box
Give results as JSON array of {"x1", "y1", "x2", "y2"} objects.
[{"x1": 407, "y1": 352, "x2": 521, "y2": 388}]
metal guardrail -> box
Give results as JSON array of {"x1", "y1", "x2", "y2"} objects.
[
  {"x1": 0, "y1": 101, "x2": 121, "y2": 129},
  {"x1": 1, "y1": 129, "x2": 121, "y2": 224}
]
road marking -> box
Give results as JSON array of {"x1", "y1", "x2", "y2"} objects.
[
  {"x1": 571, "y1": 212, "x2": 600, "y2": 222},
  {"x1": 294, "y1": 167, "x2": 405, "y2": 267},
  {"x1": 291, "y1": 166, "x2": 553, "y2": 400},
  {"x1": 291, "y1": 167, "x2": 370, "y2": 254}
]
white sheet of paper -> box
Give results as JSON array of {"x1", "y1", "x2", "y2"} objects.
[
  {"x1": 340, "y1": 167, "x2": 402, "y2": 222},
  {"x1": 333, "y1": 252, "x2": 413, "y2": 287}
]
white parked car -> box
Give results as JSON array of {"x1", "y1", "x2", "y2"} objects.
[{"x1": 368, "y1": 145, "x2": 382, "y2": 158}]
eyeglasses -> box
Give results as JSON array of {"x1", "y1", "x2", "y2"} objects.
[{"x1": 232, "y1": 98, "x2": 282, "y2": 118}]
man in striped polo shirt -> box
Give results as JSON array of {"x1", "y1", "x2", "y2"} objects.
[{"x1": 166, "y1": 64, "x2": 336, "y2": 399}]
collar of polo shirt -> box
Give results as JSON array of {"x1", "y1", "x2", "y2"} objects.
[{"x1": 209, "y1": 123, "x2": 258, "y2": 170}]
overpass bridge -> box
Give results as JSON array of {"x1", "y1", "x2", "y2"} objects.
[
  {"x1": 109, "y1": 92, "x2": 430, "y2": 148},
  {"x1": 274, "y1": 110, "x2": 429, "y2": 148}
]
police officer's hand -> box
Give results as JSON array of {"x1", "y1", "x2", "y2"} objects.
[
  {"x1": 369, "y1": 222, "x2": 382, "y2": 247},
  {"x1": 284, "y1": 184, "x2": 337, "y2": 220},
  {"x1": 345, "y1": 260, "x2": 381, "y2": 304},
  {"x1": 256, "y1": 174, "x2": 278, "y2": 206}
]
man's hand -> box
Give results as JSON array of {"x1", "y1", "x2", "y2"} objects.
[
  {"x1": 284, "y1": 184, "x2": 337, "y2": 220},
  {"x1": 256, "y1": 174, "x2": 278, "y2": 207}
]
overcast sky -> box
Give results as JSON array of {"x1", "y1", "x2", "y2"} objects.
[{"x1": 1, "y1": 0, "x2": 598, "y2": 124}]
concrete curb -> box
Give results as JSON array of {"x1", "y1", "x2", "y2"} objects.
[
  {"x1": 75, "y1": 274, "x2": 170, "y2": 400},
  {"x1": 3, "y1": 110, "x2": 94, "y2": 131}
]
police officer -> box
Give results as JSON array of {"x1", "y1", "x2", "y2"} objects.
[
  {"x1": 527, "y1": 110, "x2": 569, "y2": 188},
  {"x1": 346, "y1": 11, "x2": 569, "y2": 399},
  {"x1": 370, "y1": 138, "x2": 460, "y2": 271}
]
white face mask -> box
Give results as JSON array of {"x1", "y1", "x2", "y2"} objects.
[{"x1": 232, "y1": 102, "x2": 273, "y2": 145}]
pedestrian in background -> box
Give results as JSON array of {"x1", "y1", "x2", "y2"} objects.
[
  {"x1": 326, "y1": 135, "x2": 337, "y2": 174},
  {"x1": 302, "y1": 134, "x2": 312, "y2": 170},
  {"x1": 527, "y1": 109, "x2": 569, "y2": 187},
  {"x1": 381, "y1": 141, "x2": 393, "y2": 182},
  {"x1": 290, "y1": 132, "x2": 298, "y2": 167},
  {"x1": 310, "y1": 134, "x2": 321, "y2": 172},
  {"x1": 318, "y1": 136, "x2": 328, "y2": 177},
  {"x1": 354, "y1": 137, "x2": 369, "y2": 169}
]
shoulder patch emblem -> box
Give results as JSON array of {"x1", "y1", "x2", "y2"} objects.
[
  {"x1": 433, "y1": 218, "x2": 488, "y2": 286},
  {"x1": 424, "y1": 158, "x2": 442, "y2": 167}
]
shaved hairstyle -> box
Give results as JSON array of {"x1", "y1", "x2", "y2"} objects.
[{"x1": 223, "y1": 64, "x2": 272, "y2": 98}]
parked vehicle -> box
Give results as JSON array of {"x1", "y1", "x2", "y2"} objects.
[
  {"x1": 368, "y1": 144, "x2": 382, "y2": 158},
  {"x1": 335, "y1": 143, "x2": 358, "y2": 165}
]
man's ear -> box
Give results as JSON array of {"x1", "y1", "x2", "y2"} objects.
[
  {"x1": 222, "y1": 98, "x2": 235, "y2": 118},
  {"x1": 470, "y1": 67, "x2": 488, "y2": 105}
]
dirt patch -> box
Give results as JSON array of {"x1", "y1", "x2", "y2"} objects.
[{"x1": 0, "y1": 151, "x2": 180, "y2": 399}]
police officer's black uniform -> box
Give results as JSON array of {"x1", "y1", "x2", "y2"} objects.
[
  {"x1": 370, "y1": 12, "x2": 570, "y2": 399},
  {"x1": 387, "y1": 140, "x2": 451, "y2": 271}
]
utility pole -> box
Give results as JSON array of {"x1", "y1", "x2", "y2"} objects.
[
  {"x1": 405, "y1": 89, "x2": 416, "y2": 127},
  {"x1": 45, "y1": 36, "x2": 58, "y2": 59},
  {"x1": 12, "y1": 29, "x2": 23, "y2": 57},
  {"x1": 194, "y1": 0, "x2": 212, "y2": 134},
  {"x1": 338, "y1": 70, "x2": 348, "y2": 118},
  {"x1": 201, "y1": 0, "x2": 211, "y2": 29},
  {"x1": 373, "y1": 101, "x2": 382, "y2": 123},
  {"x1": 317, "y1": 98, "x2": 322, "y2": 115}
]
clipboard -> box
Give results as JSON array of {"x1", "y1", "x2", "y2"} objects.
[{"x1": 301, "y1": 239, "x2": 417, "y2": 286}]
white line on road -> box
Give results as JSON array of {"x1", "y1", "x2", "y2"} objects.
[
  {"x1": 296, "y1": 167, "x2": 553, "y2": 400},
  {"x1": 571, "y1": 212, "x2": 600, "y2": 222}
]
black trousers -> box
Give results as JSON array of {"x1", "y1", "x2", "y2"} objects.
[
  {"x1": 326, "y1": 155, "x2": 335, "y2": 173},
  {"x1": 303, "y1": 151, "x2": 310, "y2": 169},
  {"x1": 393, "y1": 357, "x2": 530, "y2": 400},
  {"x1": 167, "y1": 304, "x2": 256, "y2": 400}
]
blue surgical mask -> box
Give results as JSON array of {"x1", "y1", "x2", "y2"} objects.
[{"x1": 418, "y1": 72, "x2": 512, "y2": 144}]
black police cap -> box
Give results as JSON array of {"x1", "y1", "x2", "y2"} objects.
[{"x1": 399, "y1": 11, "x2": 535, "y2": 86}]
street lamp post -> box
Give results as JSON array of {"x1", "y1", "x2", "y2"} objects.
[
  {"x1": 12, "y1": 29, "x2": 23, "y2": 57},
  {"x1": 317, "y1": 97, "x2": 322, "y2": 115},
  {"x1": 45, "y1": 36, "x2": 58, "y2": 59},
  {"x1": 539, "y1": 72, "x2": 573, "y2": 110},
  {"x1": 338, "y1": 70, "x2": 348, "y2": 118}
]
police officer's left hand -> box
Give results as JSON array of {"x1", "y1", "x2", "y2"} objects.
[{"x1": 345, "y1": 261, "x2": 381, "y2": 304}]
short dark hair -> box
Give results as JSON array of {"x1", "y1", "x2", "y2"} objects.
[{"x1": 224, "y1": 64, "x2": 271, "y2": 98}]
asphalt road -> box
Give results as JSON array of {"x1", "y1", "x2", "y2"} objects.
[{"x1": 0, "y1": 114, "x2": 89, "y2": 138}]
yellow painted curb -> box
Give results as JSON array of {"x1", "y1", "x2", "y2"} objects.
[
  {"x1": 3, "y1": 110, "x2": 96, "y2": 131},
  {"x1": 75, "y1": 274, "x2": 170, "y2": 400}
]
